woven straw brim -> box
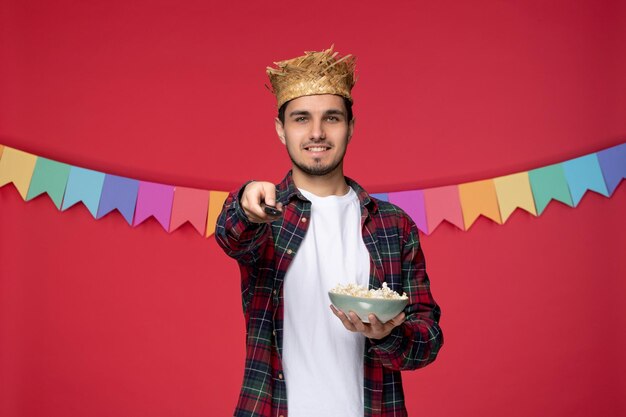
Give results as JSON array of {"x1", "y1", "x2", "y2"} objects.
[{"x1": 266, "y1": 45, "x2": 357, "y2": 108}]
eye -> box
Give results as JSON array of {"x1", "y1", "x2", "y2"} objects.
[
  {"x1": 326, "y1": 116, "x2": 340, "y2": 122},
  {"x1": 295, "y1": 116, "x2": 307, "y2": 122}
]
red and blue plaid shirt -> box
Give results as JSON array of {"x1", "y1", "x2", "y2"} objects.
[{"x1": 216, "y1": 171, "x2": 443, "y2": 417}]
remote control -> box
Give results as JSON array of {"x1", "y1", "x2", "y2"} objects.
[{"x1": 261, "y1": 202, "x2": 282, "y2": 216}]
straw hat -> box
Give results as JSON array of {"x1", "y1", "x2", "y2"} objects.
[{"x1": 266, "y1": 44, "x2": 357, "y2": 109}]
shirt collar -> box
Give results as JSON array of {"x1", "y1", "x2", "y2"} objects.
[{"x1": 277, "y1": 170, "x2": 378, "y2": 214}]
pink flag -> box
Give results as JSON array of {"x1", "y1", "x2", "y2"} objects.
[
  {"x1": 388, "y1": 190, "x2": 428, "y2": 234},
  {"x1": 133, "y1": 181, "x2": 175, "y2": 231}
]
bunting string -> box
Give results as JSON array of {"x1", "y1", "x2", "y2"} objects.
[{"x1": 0, "y1": 142, "x2": 624, "y2": 236}]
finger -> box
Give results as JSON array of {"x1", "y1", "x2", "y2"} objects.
[
  {"x1": 261, "y1": 187, "x2": 283, "y2": 218},
  {"x1": 380, "y1": 312, "x2": 406, "y2": 335},
  {"x1": 248, "y1": 196, "x2": 268, "y2": 219},
  {"x1": 331, "y1": 305, "x2": 357, "y2": 331},
  {"x1": 242, "y1": 198, "x2": 267, "y2": 223},
  {"x1": 241, "y1": 195, "x2": 259, "y2": 222},
  {"x1": 241, "y1": 190, "x2": 264, "y2": 219},
  {"x1": 262, "y1": 183, "x2": 277, "y2": 207},
  {"x1": 255, "y1": 187, "x2": 284, "y2": 221},
  {"x1": 389, "y1": 312, "x2": 406, "y2": 327},
  {"x1": 368, "y1": 314, "x2": 385, "y2": 333},
  {"x1": 348, "y1": 311, "x2": 367, "y2": 333},
  {"x1": 248, "y1": 199, "x2": 277, "y2": 223}
]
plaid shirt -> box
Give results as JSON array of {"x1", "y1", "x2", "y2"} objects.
[{"x1": 216, "y1": 171, "x2": 443, "y2": 417}]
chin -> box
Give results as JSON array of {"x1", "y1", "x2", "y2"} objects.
[{"x1": 300, "y1": 163, "x2": 341, "y2": 176}]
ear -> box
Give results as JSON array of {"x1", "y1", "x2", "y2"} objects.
[
  {"x1": 347, "y1": 117, "x2": 355, "y2": 143},
  {"x1": 275, "y1": 117, "x2": 286, "y2": 145}
]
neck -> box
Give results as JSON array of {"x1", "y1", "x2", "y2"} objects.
[{"x1": 292, "y1": 166, "x2": 350, "y2": 197}]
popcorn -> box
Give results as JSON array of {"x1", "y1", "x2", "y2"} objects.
[{"x1": 329, "y1": 282, "x2": 408, "y2": 300}]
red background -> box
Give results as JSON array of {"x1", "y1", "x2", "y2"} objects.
[{"x1": 1, "y1": 1, "x2": 625, "y2": 416}]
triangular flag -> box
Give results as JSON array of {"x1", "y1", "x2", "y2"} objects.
[
  {"x1": 388, "y1": 190, "x2": 427, "y2": 234},
  {"x1": 528, "y1": 163, "x2": 574, "y2": 215},
  {"x1": 493, "y1": 172, "x2": 537, "y2": 222},
  {"x1": 458, "y1": 179, "x2": 502, "y2": 229},
  {"x1": 423, "y1": 185, "x2": 464, "y2": 233},
  {"x1": 133, "y1": 181, "x2": 175, "y2": 231},
  {"x1": 206, "y1": 191, "x2": 229, "y2": 237},
  {"x1": 370, "y1": 193, "x2": 389, "y2": 202},
  {"x1": 61, "y1": 167, "x2": 106, "y2": 217},
  {"x1": 25, "y1": 158, "x2": 71, "y2": 209},
  {"x1": 96, "y1": 175, "x2": 139, "y2": 225},
  {"x1": 0, "y1": 147, "x2": 38, "y2": 200},
  {"x1": 562, "y1": 153, "x2": 609, "y2": 206},
  {"x1": 170, "y1": 186, "x2": 210, "y2": 235},
  {"x1": 596, "y1": 143, "x2": 626, "y2": 196}
]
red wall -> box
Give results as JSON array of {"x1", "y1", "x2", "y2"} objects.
[{"x1": 1, "y1": 1, "x2": 625, "y2": 416}]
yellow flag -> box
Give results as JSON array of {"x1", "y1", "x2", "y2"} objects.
[
  {"x1": 206, "y1": 191, "x2": 229, "y2": 237},
  {"x1": 0, "y1": 147, "x2": 38, "y2": 200},
  {"x1": 458, "y1": 179, "x2": 502, "y2": 229},
  {"x1": 493, "y1": 172, "x2": 537, "y2": 222}
]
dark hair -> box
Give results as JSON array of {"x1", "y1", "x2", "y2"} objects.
[{"x1": 277, "y1": 96, "x2": 353, "y2": 124}]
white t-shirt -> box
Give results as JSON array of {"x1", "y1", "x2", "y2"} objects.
[{"x1": 282, "y1": 186, "x2": 371, "y2": 417}]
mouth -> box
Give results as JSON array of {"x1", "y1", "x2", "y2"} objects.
[{"x1": 303, "y1": 145, "x2": 332, "y2": 154}]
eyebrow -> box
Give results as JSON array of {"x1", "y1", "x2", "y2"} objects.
[
  {"x1": 288, "y1": 110, "x2": 311, "y2": 117},
  {"x1": 324, "y1": 109, "x2": 346, "y2": 117},
  {"x1": 288, "y1": 109, "x2": 346, "y2": 117}
]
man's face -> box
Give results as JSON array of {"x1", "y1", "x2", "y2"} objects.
[{"x1": 275, "y1": 94, "x2": 354, "y2": 177}]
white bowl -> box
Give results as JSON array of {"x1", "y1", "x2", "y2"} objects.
[{"x1": 328, "y1": 292, "x2": 408, "y2": 323}]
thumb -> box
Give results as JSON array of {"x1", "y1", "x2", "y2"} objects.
[{"x1": 263, "y1": 183, "x2": 277, "y2": 206}]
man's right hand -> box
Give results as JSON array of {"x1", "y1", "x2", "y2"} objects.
[{"x1": 240, "y1": 181, "x2": 284, "y2": 223}]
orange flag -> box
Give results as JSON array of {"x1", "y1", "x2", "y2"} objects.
[
  {"x1": 458, "y1": 179, "x2": 502, "y2": 229},
  {"x1": 205, "y1": 191, "x2": 229, "y2": 237}
]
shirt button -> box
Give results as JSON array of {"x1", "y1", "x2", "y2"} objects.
[
  {"x1": 287, "y1": 249, "x2": 292, "y2": 255},
  {"x1": 272, "y1": 330, "x2": 276, "y2": 336},
  {"x1": 273, "y1": 289, "x2": 277, "y2": 295},
  {"x1": 278, "y1": 373, "x2": 283, "y2": 380},
  {"x1": 301, "y1": 217, "x2": 307, "y2": 223}
]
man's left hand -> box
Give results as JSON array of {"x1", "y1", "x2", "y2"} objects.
[{"x1": 330, "y1": 305, "x2": 406, "y2": 340}]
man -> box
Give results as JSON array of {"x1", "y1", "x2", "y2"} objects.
[{"x1": 215, "y1": 45, "x2": 443, "y2": 417}]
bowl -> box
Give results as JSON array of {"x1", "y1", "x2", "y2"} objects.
[{"x1": 328, "y1": 292, "x2": 409, "y2": 323}]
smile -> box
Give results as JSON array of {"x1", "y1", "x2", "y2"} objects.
[{"x1": 304, "y1": 146, "x2": 331, "y2": 152}]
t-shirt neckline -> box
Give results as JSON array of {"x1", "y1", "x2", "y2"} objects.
[{"x1": 298, "y1": 186, "x2": 356, "y2": 204}]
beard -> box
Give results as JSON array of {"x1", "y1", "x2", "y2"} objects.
[
  {"x1": 285, "y1": 134, "x2": 349, "y2": 177},
  {"x1": 289, "y1": 153, "x2": 344, "y2": 176}
]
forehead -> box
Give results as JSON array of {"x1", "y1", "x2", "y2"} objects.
[{"x1": 285, "y1": 94, "x2": 346, "y2": 113}]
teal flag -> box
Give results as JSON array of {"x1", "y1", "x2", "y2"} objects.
[
  {"x1": 25, "y1": 157, "x2": 71, "y2": 209},
  {"x1": 562, "y1": 153, "x2": 609, "y2": 206},
  {"x1": 61, "y1": 167, "x2": 106, "y2": 217},
  {"x1": 528, "y1": 163, "x2": 573, "y2": 215}
]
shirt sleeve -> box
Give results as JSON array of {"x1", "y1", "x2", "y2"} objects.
[
  {"x1": 214, "y1": 181, "x2": 271, "y2": 265},
  {"x1": 368, "y1": 215, "x2": 444, "y2": 371}
]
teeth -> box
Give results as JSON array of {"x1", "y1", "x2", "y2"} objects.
[{"x1": 307, "y1": 147, "x2": 328, "y2": 152}]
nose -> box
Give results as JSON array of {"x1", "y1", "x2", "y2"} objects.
[{"x1": 310, "y1": 119, "x2": 326, "y2": 141}]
